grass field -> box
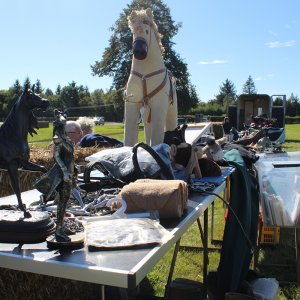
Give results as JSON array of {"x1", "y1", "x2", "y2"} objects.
[{"x1": 3, "y1": 123, "x2": 300, "y2": 299}]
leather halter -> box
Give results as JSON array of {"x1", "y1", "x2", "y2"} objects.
[{"x1": 130, "y1": 68, "x2": 167, "y2": 123}]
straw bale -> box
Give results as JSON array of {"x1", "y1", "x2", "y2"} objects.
[
  {"x1": 0, "y1": 146, "x2": 102, "y2": 198},
  {"x1": 0, "y1": 267, "x2": 102, "y2": 300}
]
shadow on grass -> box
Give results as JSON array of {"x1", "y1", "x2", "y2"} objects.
[{"x1": 285, "y1": 140, "x2": 300, "y2": 143}]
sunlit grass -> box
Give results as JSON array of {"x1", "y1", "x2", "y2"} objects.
[{"x1": 28, "y1": 123, "x2": 145, "y2": 146}]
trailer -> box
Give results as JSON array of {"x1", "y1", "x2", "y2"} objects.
[{"x1": 228, "y1": 94, "x2": 286, "y2": 143}]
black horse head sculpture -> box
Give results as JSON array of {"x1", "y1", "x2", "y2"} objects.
[{"x1": 0, "y1": 86, "x2": 49, "y2": 218}]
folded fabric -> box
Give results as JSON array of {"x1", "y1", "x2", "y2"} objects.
[{"x1": 119, "y1": 179, "x2": 188, "y2": 218}]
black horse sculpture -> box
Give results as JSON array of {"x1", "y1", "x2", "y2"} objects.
[{"x1": 0, "y1": 86, "x2": 49, "y2": 218}]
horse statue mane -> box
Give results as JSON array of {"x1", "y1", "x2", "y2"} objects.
[
  {"x1": 0, "y1": 87, "x2": 49, "y2": 217},
  {"x1": 127, "y1": 8, "x2": 165, "y2": 55},
  {"x1": 124, "y1": 8, "x2": 178, "y2": 146},
  {"x1": 0, "y1": 90, "x2": 39, "y2": 139}
]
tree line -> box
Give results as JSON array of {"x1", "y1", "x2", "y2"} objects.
[
  {"x1": 1, "y1": 75, "x2": 299, "y2": 123},
  {"x1": 0, "y1": 78, "x2": 121, "y2": 121},
  {"x1": 1, "y1": 0, "x2": 299, "y2": 120}
]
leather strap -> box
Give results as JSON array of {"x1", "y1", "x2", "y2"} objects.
[{"x1": 131, "y1": 68, "x2": 167, "y2": 122}]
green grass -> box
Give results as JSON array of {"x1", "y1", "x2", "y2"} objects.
[
  {"x1": 22, "y1": 123, "x2": 300, "y2": 299},
  {"x1": 28, "y1": 123, "x2": 145, "y2": 147}
]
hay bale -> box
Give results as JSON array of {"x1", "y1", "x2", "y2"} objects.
[
  {"x1": 0, "y1": 267, "x2": 102, "y2": 300},
  {"x1": 0, "y1": 169, "x2": 43, "y2": 198},
  {"x1": 0, "y1": 146, "x2": 103, "y2": 198}
]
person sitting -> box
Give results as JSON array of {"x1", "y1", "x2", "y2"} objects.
[
  {"x1": 78, "y1": 133, "x2": 123, "y2": 148},
  {"x1": 76, "y1": 116, "x2": 94, "y2": 136},
  {"x1": 68, "y1": 117, "x2": 123, "y2": 148},
  {"x1": 223, "y1": 117, "x2": 239, "y2": 141},
  {"x1": 222, "y1": 117, "x2": 232, "y2": 135},
  {"x1": 65, "y1": 121, "x2": 84, "y2": 145}
]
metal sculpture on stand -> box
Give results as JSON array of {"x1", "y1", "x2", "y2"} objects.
[
  {"x1": 34, "y1": 110, "x2": 84, "y2": 248},
  {"x1": 0, "y1": 86, "x2": 49, "y2": 218},
  {"x1": 0, "y1": 86, "x2": 57, "y2": 243}
]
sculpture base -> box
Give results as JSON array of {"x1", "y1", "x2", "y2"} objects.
[
  {"x1": 0, "y1": 209, "x2": 56, "y2": 243},
  {"x1": 46, "y1": 233, "x2": 85, "y2": 250}
]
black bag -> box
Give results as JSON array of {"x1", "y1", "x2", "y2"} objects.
[
  {"x1": 167, "y1": 278, "x2": 204, "y2": 300},
  {"x1": 84, "y1": 142, "x2": 174, "y2": 184},
  {"x1": 164, "y1": 124, "x2": 187, "y2": 146}
]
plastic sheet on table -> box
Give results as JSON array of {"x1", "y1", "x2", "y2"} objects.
[{"x1": 85, "y1": 218, "x2": 173, "y2": 251}]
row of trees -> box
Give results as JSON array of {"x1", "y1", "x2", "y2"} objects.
[
  {"x1": 0, "y1": 0, "x2": 299, "y2": 120},
  {"x1": 0, "y1": 78, "x2": 121, "y2": 120},
  {"x1": 1, "y1": 75, "x2": 299, "y2": 121}
]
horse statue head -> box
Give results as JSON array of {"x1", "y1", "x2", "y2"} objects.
[
  {"x1": 0, "y1": 86, "x2": 49, "y2": 218},
  {"x1": 124, "y1": 8, "x2": 178, "y2": 146},
  {"x1": 128, "y1": 8, "x2": 164, "y2": 61}
]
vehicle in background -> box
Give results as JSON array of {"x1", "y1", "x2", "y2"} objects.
[
  {"x1": 93, "y1": 116, "x2": 105, "y2": 125},
  {"x1": 177, "y1": 117, "x2": 187, "y2": 125},
  {"x1": 195, "y1": 113, "x2": 210, "y2": 122},
  {"x1": 228, "y1": 94, "x2": 286, "y2": 143}
]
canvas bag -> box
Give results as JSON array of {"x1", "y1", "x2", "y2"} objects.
[{"x1": 119, "y1": 179, "x2": 188, "y2": 219}]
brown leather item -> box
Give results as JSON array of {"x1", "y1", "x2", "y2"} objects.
[
  {"x1": 119, "y1": 179, "x2": 188, "y2": 219},
  {"x1": 198, "y1": 158, "x2": 222, "y2": 177}
]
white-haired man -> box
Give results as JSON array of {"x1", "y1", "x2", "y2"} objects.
[{"x1": 65, "y1": 121, "x2": 83, "y2": 145}]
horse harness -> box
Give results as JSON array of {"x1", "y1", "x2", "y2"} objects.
[{"x1": 125, "y1": 67, "x2": 175, "y2": 123}]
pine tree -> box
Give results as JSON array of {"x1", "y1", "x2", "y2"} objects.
[
  {"x1": 60, "y1": 81, "x2": 80, "y2": 111},
  {"x1": 242, "y1": 75, "x2": 257, "y2": 94},
  {"x1": 215, "y1": 78, "x2": 237, "y2": 106},
  {"x1": 35, "y1": 79, "x2": 43, "y2": 93},
  {"x1": 23, "y1": 77, "x2": 31, "y2": 90},
  {"x1": 55, "y1": 85, "x2": 61, "y2": 95}
]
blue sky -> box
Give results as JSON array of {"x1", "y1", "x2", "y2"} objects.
[{"x1": 0, "y1": 0, "x2": 299, "y2": 101}]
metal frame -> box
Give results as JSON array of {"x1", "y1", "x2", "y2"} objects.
[{"x1": 0, "y1": 183, "x2": 226, "y2": 295}]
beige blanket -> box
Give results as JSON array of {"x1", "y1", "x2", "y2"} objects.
[{"x1": 119, "y1": 179, "x2": 188, "y2": 218}]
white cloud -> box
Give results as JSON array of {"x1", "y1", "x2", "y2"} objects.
[
  {"x1": 255, "y1": 76, "x2": 267, "y2": 81},
  {"x1": 255, "y1": 74, "x2": 275, "y2": 81},
  {"x1": 197, "y1": 59, "x2": 228, "y2": 65},
  {"x1": 266, "y1": 40, "x2": 296, "y2": 48}
]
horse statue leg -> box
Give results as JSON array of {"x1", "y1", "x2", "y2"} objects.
[
  {"x1": 165, "y1": 103, "x2": 178, "y2": 132},
  {"x1": 149, "y1": 97, "x2": 170, "y2": 146},
  {"x1": 7, "y1": 161, "x2": 31, "y2": 218},
  {"x1": 124, "y1": 102, "x2": 140, "y2": 146}
]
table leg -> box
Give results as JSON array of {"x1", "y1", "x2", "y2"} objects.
[
  {"x1": 101, "y1": 285, "x2": 105, "y2": 300},
  {"x1": 253, "y1": 220, "x2": 263, "y2": 270},
  {"x1": 211, "y1": 201, "x2": 215, "y2": 242},
  {"x1": 295, "y1": 228, "x2": 300, "y2": 284},
  {"x1": 164, "y1": 239, "x2": 181, "y2": 300},
  {"x1": 203, "y1": 209, "x2": 209, "y2": 299}
]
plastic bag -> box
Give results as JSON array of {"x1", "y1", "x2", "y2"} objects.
[{"x1": 85, "y1": 142, "x2": 174, "y2": 183}]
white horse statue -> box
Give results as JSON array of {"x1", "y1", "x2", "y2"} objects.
[{"x1": 124, "y1": 8, "x2": 178, "y2": 146}]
